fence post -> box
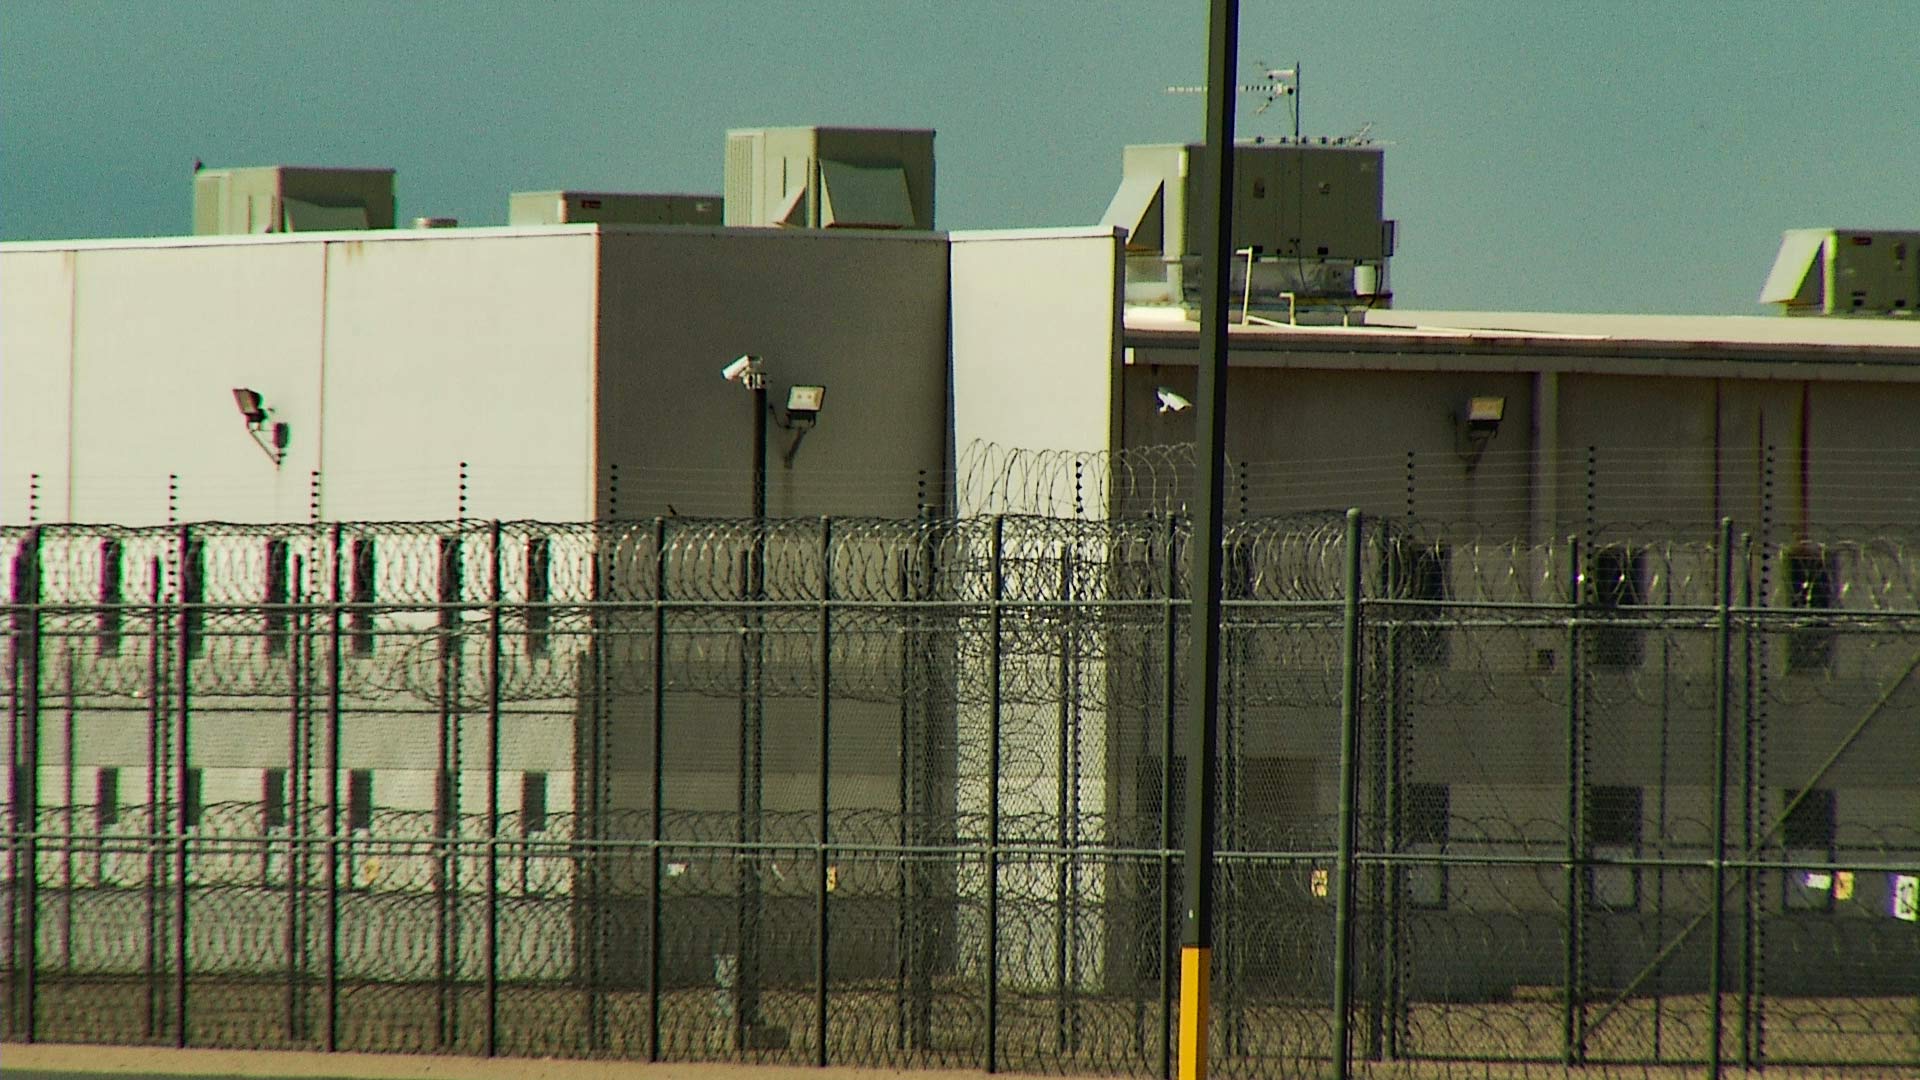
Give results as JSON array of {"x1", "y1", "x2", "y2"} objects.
[
  {"x1": 984, "y1": 515, "x2": 1004, "y2": 1074},
  {"x1": 324, "y1": 524, "x2": 343, "y2": 1052},
  {"x1": 15, "y1": 526, "x2": 43, "y2": 1043},
  {"x1": 1159, "y1": 515, "x2": 1178, "y2": 1080},
  {"x1": 145, "y1": 557, "x2": 163, "y2": 1040},
  {"x1": 1330, "y1": 508, "x2": 1364, "y2": 1080},
  {"x1": 1563, "y1": 534, "x2": 1584, "y2": 1066},
  {"x1": 174, "y1": 523, "x2": 193, "y2": 1047},
  {"x1": 814, "y1": 516, "x2": 833, "y2": 1067},
  {"x1": 1055, "y1": 546, "x2": 1074, "y2": 1055},
  {"x1": 645, "y1": 511, "x2": 668, "y2": 1053},
  {"x1": 1709, "y1": 517, "x2": 1734, "y2": 1079},
  {"x1": 648, "y1": 516, "x2": 666, "y2": 1060},
  {"x1": 485, "y1": 521, "x2": 502, "y2": 1057}
]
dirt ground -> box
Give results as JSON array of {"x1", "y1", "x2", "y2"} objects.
[{"x1": 4, "y1": 1043, "x2": 1081, "y2": 1080}]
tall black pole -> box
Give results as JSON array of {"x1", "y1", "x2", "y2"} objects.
[
  {"x1": 1179, "y1": 3, "x2": 1238, "y2": 1079},
  {"x1": 738, "y1": 374, "x2": 769, "y2": 1045}
]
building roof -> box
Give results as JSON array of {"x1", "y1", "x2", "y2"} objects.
[{"x1": 1121, "y1": 299, "x2": 1920, "y2": 351}]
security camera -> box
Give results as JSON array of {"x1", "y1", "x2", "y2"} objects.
[
  {"x1": 1156, "y1": 387, "x2": 1192, "y2": 414},
  {"x1": 721, "y1": 355, "x2": 758, "y2": 382}
]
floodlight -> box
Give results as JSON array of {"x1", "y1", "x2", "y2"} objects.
[
  {"x1": 232, "y1": 387, "x2": 268, "y2": 426},
  {"x1": 786, "y1": 384, "x2": 826, "y2": 419}
]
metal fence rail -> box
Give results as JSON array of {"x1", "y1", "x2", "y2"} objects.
[{"x1": 3, "y1": 514, "x2": 1917, "y2": 1078}]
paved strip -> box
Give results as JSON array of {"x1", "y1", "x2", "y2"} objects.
[{"x1": 1, "y1": 1044, "x2": 1082, "y2": 1080}]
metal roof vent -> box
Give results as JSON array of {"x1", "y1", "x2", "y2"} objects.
[
  {"x1": 1763, "y1": 229, "x2": 1918, "y2": 317},
  {"x1": 192, "y1": 166, "x2": 396, "y2": 235},
  {"x1": 722, "y1": 126, "x2": 935, "y2": 230}
]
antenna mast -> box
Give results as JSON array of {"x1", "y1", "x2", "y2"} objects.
[{"x1": 1167, "y1": 59, "x2": 1299, "y2": 138}]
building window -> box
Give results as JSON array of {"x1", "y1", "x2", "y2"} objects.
[
  {"x1": 435, "y1": 769, "x2": 456, "y2": 838},
  {"x1": 9, "y1": 545, "x2": 34, "y2": 641},
  {"x1": 9, "y1": 766, "x2": 28, "y2": 829},
  {"x1": 521, "y1": 771, "x2": 548, "y2": 836},
  {"x1": 1387, "y1": 542, "x2": 1450, "y2": 667},
  {"x1": 182, "y1": 538, "x2": 206, "y2": 659},
  {"x1": 1785, "y1": 547, "x2": 1837, "y2": 673},
  {"x1": 263, "y1": 767, "x2": 288, "y2": 829},
  {"x1": 349, "y1": 538, "x2": 377, "y2": 656},
  {"x1": 1587, "y1": 545, "x2": 1646, "y2": 669},
  {"x1": 525, "y1": 537, "x2": 552, "y2": 656},
  {"x1": 183, "y1": 767, "x2": 204, "y2": 829},
  {"x1": 98, "y1": 538, "x2": 124, "y2": 655},
  {"x1": 438, "y1": 537, "x2": 463, "y2": 629},
  {"x1": 1782, "y1": 788, "x2": 1838, "y2": 913},
  {"x1": 347, "y1": 769, "x2": 373, "y2": 832},
  {"x1": 264, "y1": 538, "x2": 291, "y2": 656},
  {"x1": 1405, "y1": 782, "x2": 1449, "y2": 909},
  {"x1": 1586, "y1": 785, "x2": 1643, "y2": 912},
  {"x1": 95, "y1": 767, "x2": 120, "y2": 831}
]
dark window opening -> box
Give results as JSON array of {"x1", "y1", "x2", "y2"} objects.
[
  {"x1": 263, "y1": 768, "x2": 288, "y2": 829},
  {"x1": 95, "y1": 767, "x2": 120, "y2": 831},
  {"x1": 521, "y1": 772, "x2": 548, "y2": 836},
  {"x1": 183, "y1": 767, "x2": 203, "y2": 829},
  {"x1": 1405, "y1": 782, "x2": 1450, "y2": 909},
  {"x1": 9, "y1": 546, "x2": 35, "y2": 641},
  {"x1": 1786, "y1": 548, "x2": 1837, "y2": 673},
  {"x1": 1782, "y1": 788, "x2": 1838, "y2": 912},
  {"x1": 182, "y1": 538, "x2": 206, "y2": 659},
  {"x1": 1781, "y1": 788, "x2": 1837, "y2": 849},
  {"x1": 349, "y1": 539, "x2": 376, "y2": 656},
  {"x1": 1587, "y1": 545, "x2": 1646, "y2": 669},
  {"x1": 9, "y1": 766, "x2": 29, "y2": 829},
  {"x1": 264, "y1": 538, "x2": 291, "y2": 656},
  {"x1": 1586, "y1": 784, "x2": 1643, "y2": 911},
  {"x1": 435, "y1": 769, "x2": 456, "y2": 838},
  {"x1": 347, "y1": 769, "x2": 373, "y2": 832},
  {"x1": 438, "y1": 537, "x2": 463, "y2": 629},
  {"x1": 1387, "y1": 543, "x2": 1450, "y2": 667},
  {"x1": 98, "y1": 538, "x2": 124, "y2": 655},
  {"x1": 526, "y1": 537, "x2": 551, "y2": 656}
]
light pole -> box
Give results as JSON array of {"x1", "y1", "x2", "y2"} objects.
[
  {"x1": 719, "y1": 355, "x2": 826, "y2": 1051},
  {"x1": 722, "y1": 354, "x2": 771, "y2": 1048},
  {"x1": 1181, "y1": 2, "x2": 1239, "y2": 1079}
]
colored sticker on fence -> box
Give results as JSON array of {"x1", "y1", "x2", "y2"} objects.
[
  {"x1": 1894, "y1": 875, "x2": 1919, "y2": 922},
  {"x1": 1833, "y1": 871, "x2": 1854, "y2": 901}
]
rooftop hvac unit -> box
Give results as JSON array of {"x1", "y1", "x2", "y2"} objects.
[
  {"x1": 1100, "y1": 139, "x2": 1394, "y2": 317},
  {"x1": 1762, "y1": 229, "x2": 1918, "y2": 317},
  {"x1": 508, "y1": 191, "x2": 722, "y2": 226},
  {"x1": 722, "y1": 126, "x2": 935, "y2": 230},
  {"x1": 192, "y1": 166, "x2": 396, "y2": 235}
]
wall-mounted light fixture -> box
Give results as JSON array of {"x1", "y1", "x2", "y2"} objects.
[
  {"x1": 1457, "y1": 395, "x2": 1505, "y2": 467},
  {"x1": 232, "y1": 387, "x2": 289, "y2": 466},
  {"x1": 776, "y1": 384, "x2": 826, "y2": 465}
]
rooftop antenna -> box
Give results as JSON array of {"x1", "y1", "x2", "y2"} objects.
[{"x1": 1168, "y1": 59, "x2": 1299, "y2": 139}]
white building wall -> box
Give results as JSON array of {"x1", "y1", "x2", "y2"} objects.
[
  {"x1": 1, "y1": 229, "x2": 599, "y2": 527},
  {"x1": 948, "y1": 229, "x2": 1125, "y2": 988},
  {"x1": 2, "y1": 251, "x2": 78, "y2": 522},
  {"x1": 949, "y1": 227, "x2": 1125, "y2": 517}
]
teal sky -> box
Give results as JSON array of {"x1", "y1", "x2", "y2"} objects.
[{"x1": 4, "y1": 2, "x2": 1914, "y2": 314}]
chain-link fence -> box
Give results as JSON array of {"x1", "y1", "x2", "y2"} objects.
[{"x1": 2, "y1": 514, "x2": 1916, "y2": 1077}]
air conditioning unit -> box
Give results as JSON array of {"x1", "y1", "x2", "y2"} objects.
[
  {"x1": 193, "y1": 166, "x2": 396, "y2": 235},
  {"x1": 722, "y1": 126, "x2": 935, "y2": 230},
  {"x1": 1762, "y1": 229, "x2": 1918, "y2": 317},
  {"x1": 508, "y1": 191, "x2": 721, "y2": 226},
  {"x1": 1100, "y1": 139, "x2": 1394, "y2": 317}
]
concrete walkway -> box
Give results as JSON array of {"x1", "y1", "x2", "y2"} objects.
[{"x1": 1, "y1": 1043, "x2": 1088, "y2": 1080}]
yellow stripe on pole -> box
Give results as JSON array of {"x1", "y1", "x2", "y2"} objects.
[{"x1": 1178, "y1": 945, "x2": 1210, "y2": 1080}]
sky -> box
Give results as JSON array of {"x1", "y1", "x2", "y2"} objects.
[{"x1": 3, "y1": 2, "x2": 1915, "y2": 314}]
